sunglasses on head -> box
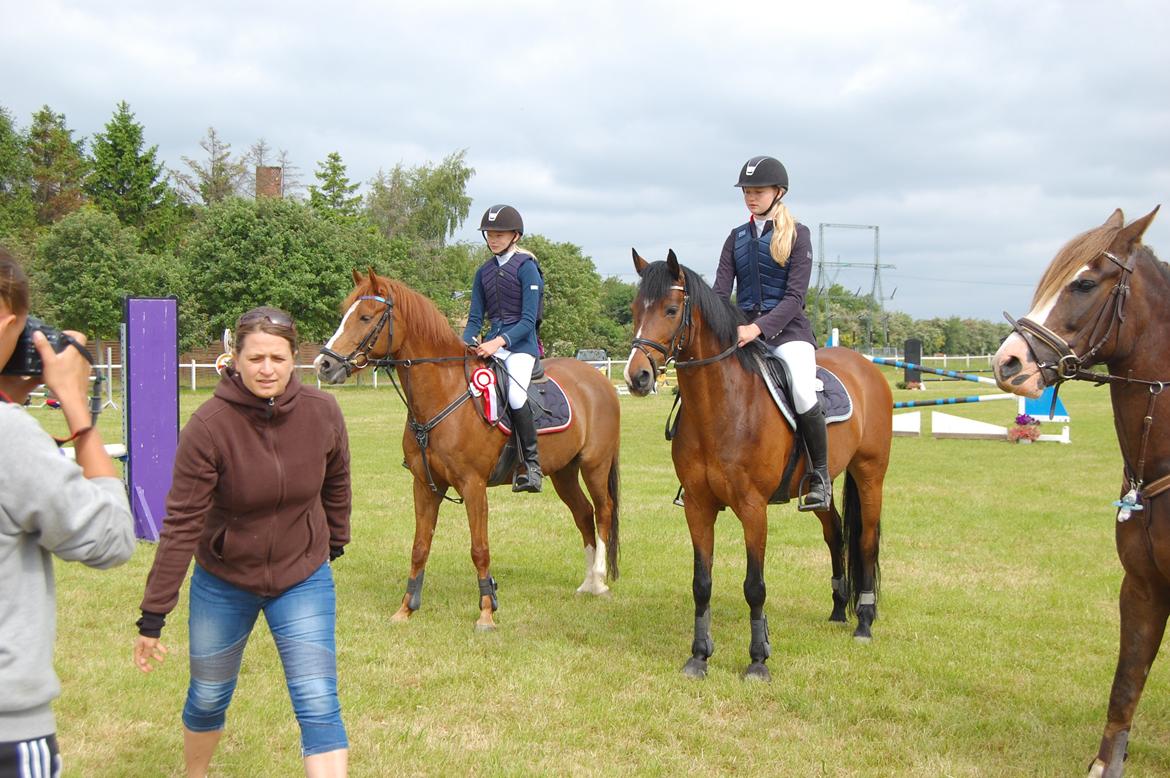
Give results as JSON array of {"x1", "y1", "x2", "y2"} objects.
[{"x1": 238, "y1": 309, "x2": 294, "y2": 328}]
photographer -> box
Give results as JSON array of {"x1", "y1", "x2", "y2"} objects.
[{"x1": 0, "y1": 249, "x2": 134, "y2": 778}]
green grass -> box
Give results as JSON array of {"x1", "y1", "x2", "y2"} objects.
[{"x1": 41, "y1": 371, "x2": 1170, "y2": 775}]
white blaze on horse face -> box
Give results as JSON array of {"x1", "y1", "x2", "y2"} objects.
[
  {"x1": 1024, "y1": 263, "x2": 1092, "y2": 327},
  {"x1": 323, "y1": 300, "x2": 362, "y2": 350}
]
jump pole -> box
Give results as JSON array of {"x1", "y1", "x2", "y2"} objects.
[
  {"x1": 122, "y1": 297, "x2": 179, "y2": 541},
  {"x1": 869, "y1": 357, "x2": 999, "y2": 386}
]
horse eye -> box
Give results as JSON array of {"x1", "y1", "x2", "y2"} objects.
[
  {"x1": 665, "y1": 306, "x2": 679, "y2": 317},
  {"x1": 359, "y1": 314, "x2": 372, "y2": 322},
  {"x1": 1071, "y1": 278, "x2": 1097, "y2": 293}
]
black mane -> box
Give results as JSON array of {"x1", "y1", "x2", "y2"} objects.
[{"x1": 635, "y1": 260, "x2": 768, "y2": 375}]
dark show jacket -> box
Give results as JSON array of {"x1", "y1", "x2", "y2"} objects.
[
  {"x1": 713, "y1": 219, "x2": 816, "y2": 347},
  {"x1": 462, "y1": 250, "x2": 544, "y2": 357}
]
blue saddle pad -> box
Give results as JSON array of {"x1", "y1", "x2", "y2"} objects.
[
  {"x1": 754, "y1": 354, "x2": 853, "y2": 429},
  {"x1": 498, "y1": 376, "x2": 573, "y2": 435}
]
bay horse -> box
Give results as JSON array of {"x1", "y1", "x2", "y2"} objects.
[
  {"x1": 993, "y1": 207, "x2": 1165, "y2": 777},
  {"x1": 315, "y1": 269, "x2": 621, "y2": 630},
  {"x1": 624, "y1": 250, "x2": 892, "y2": 679}
]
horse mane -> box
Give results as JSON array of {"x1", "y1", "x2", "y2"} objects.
[
  {"x1": 343, "y1": 274, "x2": 463, "y2": 352},
  {"x1": 1033, "y1": 220, "x2": 1170, "y2": 310},
  {"x1": 635, "y1": 260, "x2": 768, "y2": 375}
]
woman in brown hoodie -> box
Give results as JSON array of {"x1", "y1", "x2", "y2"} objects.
[{"x1": 132, "y1": 308, "x2": 352, "y2": 778}]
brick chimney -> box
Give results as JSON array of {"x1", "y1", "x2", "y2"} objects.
[{"x1": 255, "y1": 166, "x2": 283, "y2": 199}]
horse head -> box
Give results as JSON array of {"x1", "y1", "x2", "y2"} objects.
[
  {"x1": 624, "y1": 248, "x2": 689, "y2": 396},
  {"x1": 994, "y1": 206, "x2": 1161, "y2": 398},
  {"x1": 315, "y1": 267, "x2": 399, "y2": 384}
]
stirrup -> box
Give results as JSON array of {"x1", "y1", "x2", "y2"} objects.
[
  {"x1": 798, "y1": 471, "x2": 831, "y2": 512},
  {"x1": 512, "y1": 467, "x2": 542, "y2": 493}
]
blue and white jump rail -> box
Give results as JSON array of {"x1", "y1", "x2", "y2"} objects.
[{"x1": 867, "y1": 357, "x2": 1070, "y2": 444}]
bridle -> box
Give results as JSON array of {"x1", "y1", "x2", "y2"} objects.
[
  {"x1": 630, "y1": 278, "x2": 737, "y2": 376},
  {"x1": 318, "y1": 294, "x2": 397, "y2": 376},
  {"x1": 1006, "y1": 247, "x2": 1170, "y2": 508},
  {"x1": 317, "y1": 291, "x2": 481, "y2": 504},
  {"x1": 1004, "y1": 249, "x2": 1137, "y2": 385}
]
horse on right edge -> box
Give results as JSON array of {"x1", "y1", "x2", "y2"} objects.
[{"x1": 994, "y1": 206, "x2": 1165, "y2": 777}]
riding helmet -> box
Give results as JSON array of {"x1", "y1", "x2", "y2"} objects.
[
  {"x1": 734, "y1": 156, "x2": 789, "y2": 190},
  {"x1": 479, "y1": 204, "x2": 524, "y2": 234}
]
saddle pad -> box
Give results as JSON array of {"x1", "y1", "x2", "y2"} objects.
[
  {"x1": 754, "y1": 354, "x2": 853, "y2": 429},
  {"x1": 497, "y1": 376, "x2": 573, "y2": 436}
]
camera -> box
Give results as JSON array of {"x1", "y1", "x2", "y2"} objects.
[{"x1": 1, "y1": 316, "x2": 69, "y2": 376}]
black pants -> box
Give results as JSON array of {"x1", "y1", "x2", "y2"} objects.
[{"x1": 0, "y1": 735, "x2": 60, "y2": 778}]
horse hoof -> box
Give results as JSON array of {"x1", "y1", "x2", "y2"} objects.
[
  {"x1": 576, "y1": 584, "x2": 612, "y2": 597},
  {"x1": 852, "y1": 630, "x2": 873, "y2": 644},
  {"x1": 742, "y1": 662, "x2": 771, "y2": 682},
  {"x1": 828, "y1": 608, "x2": 848, "y2": 623},
  {"x1": 681, "y1": 657, "x2": 708, "y2": 679},
  {"x1": 389, "y1": 608, "x2": 413, "y2": 624},
  {"x1": 474, "y1": 621, "x2": 497, "y2": 633}
]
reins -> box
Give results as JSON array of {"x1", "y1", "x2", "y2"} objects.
[{"x1": 631, "y1": 281, "x2": 739, "y2": 377}]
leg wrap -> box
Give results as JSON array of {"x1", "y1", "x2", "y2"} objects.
[
  {"x1": 858, "y1": 590, "x2": 876, "y2": 607},
  {"x1": 749, "y1": 616, "x2": 771, "y2": 663},
  {"x1": 691, "y1": 609, "x2": 714, "y2": 659},
  {"x1": 405, "y1": 572, "x2": 425, "y2": 611},
  {"x1": 478, "y1": 576, "x2": 498, "y2": 612}
]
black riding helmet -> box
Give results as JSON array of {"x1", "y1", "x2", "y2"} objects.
[
  {"x1": 479, "y1": 204, "x2": 524, "y2": 235},
  {"x1": 734, "y1": 156, "x2": 789, "y2": 191}
]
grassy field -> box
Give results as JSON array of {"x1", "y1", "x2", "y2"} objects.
[{"x1": 39, "y1": 369, "x2": 1170, "y2": 776}]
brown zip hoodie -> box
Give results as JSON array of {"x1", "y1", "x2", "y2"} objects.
[{"x1": 139, "y1": 371, "x2": 350, "y2": 625}]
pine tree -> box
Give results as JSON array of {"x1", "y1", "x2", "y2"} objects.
[
  {"x1": 174, "y1": 127, "x2": 247, "y2": 205},
  {"x1": 86, "y1": 101, "x2": 170, "y2": 229},
  {"x1": 26, "y1": 105, "x2": 88, "y2": 225},
  {"x1": 308, "y1": 151, "x2": 362, "y2": 219}
]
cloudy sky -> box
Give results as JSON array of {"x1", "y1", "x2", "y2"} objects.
[{"x1": 3, "y1": 0, "x2": 1168, "y2": 320}]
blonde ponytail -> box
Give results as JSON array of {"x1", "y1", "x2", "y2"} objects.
[{"x1": 767, "y1": 199, "x2": 797, "y2": 266}]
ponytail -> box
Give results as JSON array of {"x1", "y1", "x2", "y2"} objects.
[{"x1": 766, "y1": 199, "x2": 797, "y2": 267}]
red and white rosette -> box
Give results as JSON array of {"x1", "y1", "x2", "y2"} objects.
[
  {"x1": 470, "y1": 367, "x2": 499, "y2": 421},
  {"x1": 214, "y1": 353, "x2": 233, "y2": 376}
]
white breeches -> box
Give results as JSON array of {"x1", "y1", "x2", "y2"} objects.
[
  {"x1": 769, "y1": 340, "x2": 819, "y2": 414},
  {"x1": 497, "y1": 347, "x2": 535, "y2": 409}
]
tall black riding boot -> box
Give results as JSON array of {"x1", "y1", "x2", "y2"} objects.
[
  {"x1": 511, "y1": 401, "x2": 543, "y2": 493},
  {"x1": 796, "y1": 402, "x2": 831, "y2": 511}
]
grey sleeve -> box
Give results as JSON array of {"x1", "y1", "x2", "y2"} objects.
[{"x1": 0, "y1": 410, "x2": 135, "y2": 569}]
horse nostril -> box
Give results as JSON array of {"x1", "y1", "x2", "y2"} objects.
[{"x1": 1000, "y1": 356, "x2": 1021, "y2": 379}]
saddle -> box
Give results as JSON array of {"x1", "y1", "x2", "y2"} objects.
[
  {"x1": 667, "y1": 353, "x2": 853, "y2": 506},
  {"x1": 476, "y1": 364, "x2": 574, "y2": 487}
]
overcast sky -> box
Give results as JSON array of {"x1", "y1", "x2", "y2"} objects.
[{"x1": 3, "y1": 0, "x2": 1168, "y2": 320}]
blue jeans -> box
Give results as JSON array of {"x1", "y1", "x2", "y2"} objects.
[{"x1": 184, "y1": 563, "x2": 347, "y2": 757}]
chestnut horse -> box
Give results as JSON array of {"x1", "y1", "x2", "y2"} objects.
[
  {"x1": 316, "y1": 269, "x2": 621, "y2": 630},
  {"x1": 624, "y1": 251, "x2": 892, "y2": 679},
  {"x1": 994, "y1": 207, "x2": 1165, "y2": 777}
]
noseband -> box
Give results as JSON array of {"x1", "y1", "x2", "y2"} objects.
[
  {"x1": 1004, "y1": 249, "x2": 1135, "y2": 383},
  {"x1": 319, "y1": 294, "x2": 395, "y2": 376}
]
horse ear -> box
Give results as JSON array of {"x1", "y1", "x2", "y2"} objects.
[
  {"x1": 666, "y1": 249, "x2": 681, "y2": 281},
  {"x1": 351, "y1": 268, "x2": 363, "y2": 286},
  {"x1": 632, "y1": 248, "x2": 649, "y2": 276},
  {"x1": 1104, "y1": 209, "x2": 1125, "y2": 229},
  {"x1": 1115, "y1": 205, "x2": 1160, "y2": 250}
]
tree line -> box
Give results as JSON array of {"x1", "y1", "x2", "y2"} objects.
[{"x1": 0, "y1": 100, "x2": 1009, "y2": 358}]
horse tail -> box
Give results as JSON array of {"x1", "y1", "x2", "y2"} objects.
[
  {"x1": 606, "y1": 452, "x2": 621, "y2": 581},
  {"x1": 842, "y1": 471, "x2": 879, "y2": 614}
]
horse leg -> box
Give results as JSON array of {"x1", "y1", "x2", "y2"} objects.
[
  {"x1": 390, "y1": 477, "x2": 444, "y2": 623},
  {"x1": 844, "y1": 468, "x2": 883, "y2": 642},
  {"x1": 816, "y1": 504, "x2": 848, "y2": 623},
  {"x1": 682, "y1": 503, "x2": 717, "y2": 679},
  {"x1": 1089, "y1": 572, "x2": 1170, "y2": 777},
  {"x1": 549, "y1": 465, "x2": 606, "y2": 596},
  {"x1": 462, "y1": 482, "x2": 498, "y2": 631},
  {"x1": 741, "y1": 508, "x2": 771, "y2": 681},
  {"x1": 579, "y1": 453, "x2": 622, "y2": 594}
]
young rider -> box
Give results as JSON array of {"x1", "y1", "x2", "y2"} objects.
[
  {"x1": 463, "y1": 204, "x2": 545, "y2": 493},
  {"x1": 713, "y1": 156, "x2": 830, "y2": 511}
]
